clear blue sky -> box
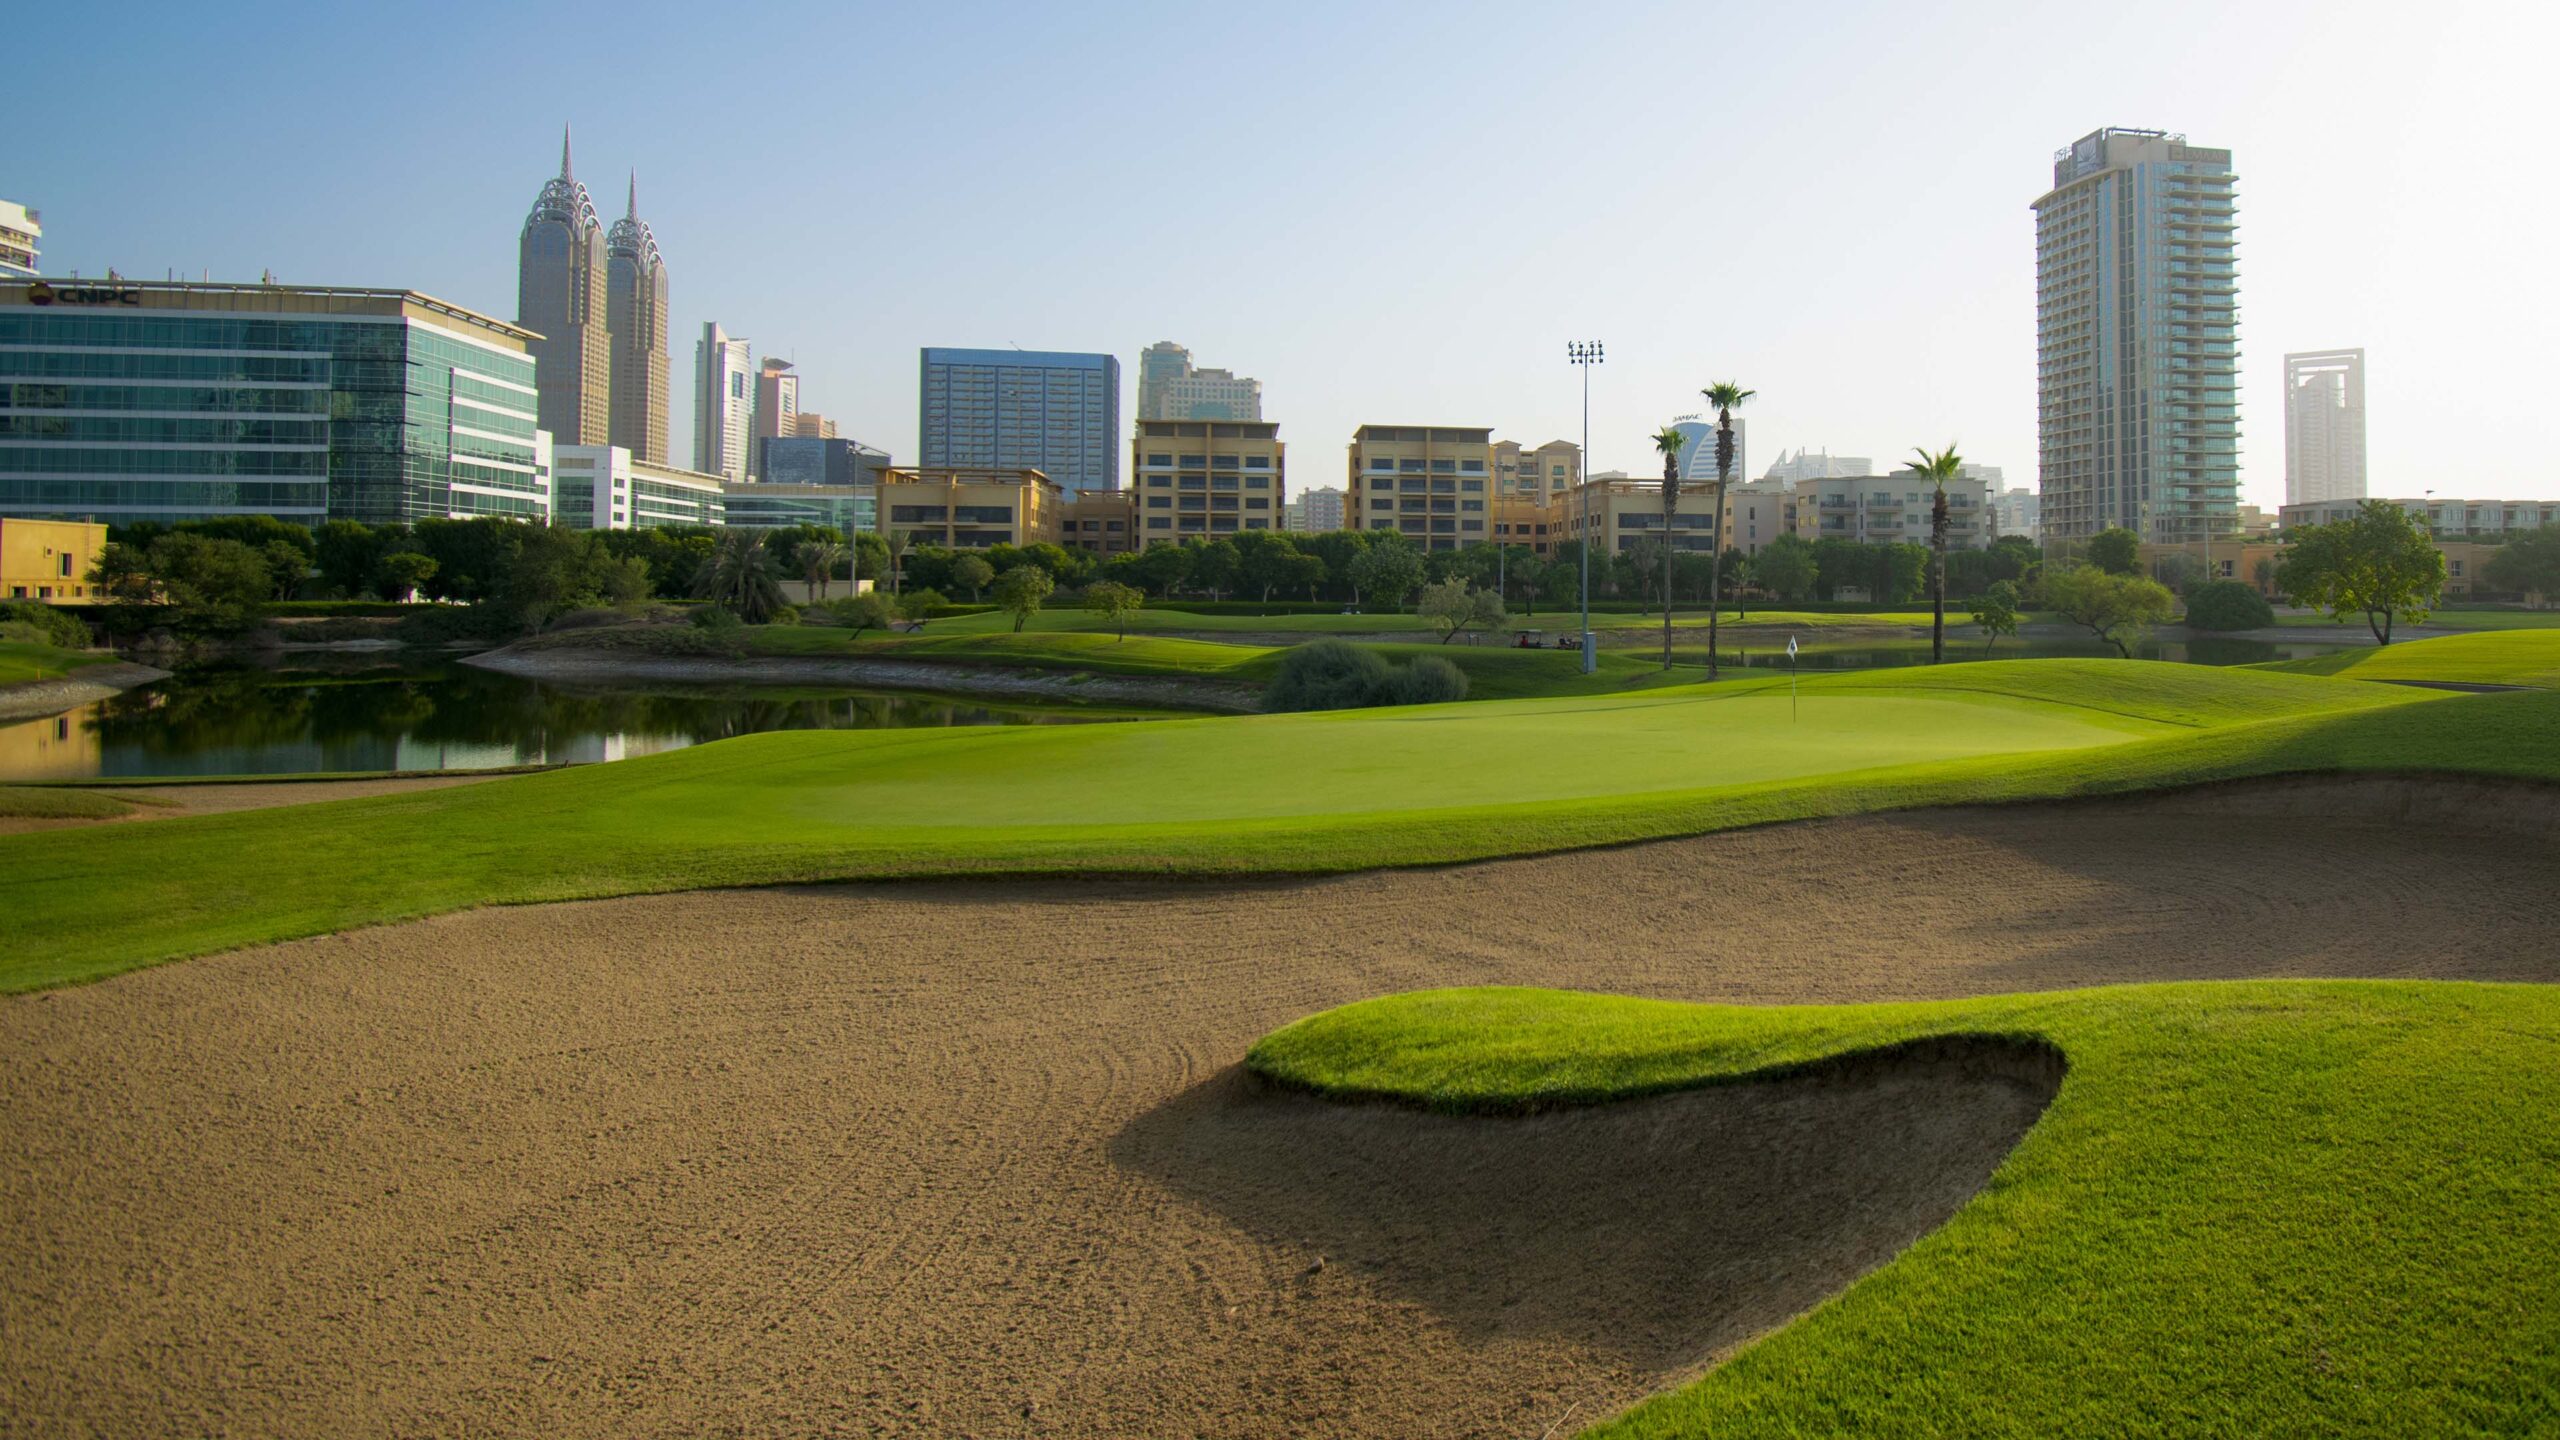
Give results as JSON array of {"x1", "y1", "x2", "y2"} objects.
[{"x1": 17, "y1": 0, "x2": 2555, "y2": 502}]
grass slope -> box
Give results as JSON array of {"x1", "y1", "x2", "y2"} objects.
[
  {"x1": 0, "y1": 785, "x2": 137, "y2": 820},
  {"x1": 7, "y1": 661, "x2": 2531, "y2": 992},
  {"x1": 907, "y1": 607, "x2": 1948, "y2": 638},
  {"x1": 2256, "y1": 628, "x2": 2560, "y2": 689},
  {"x1": 1250, "y1": 982, "x2": 2560, "y2": 1437},
  {"x1": 0, "y1": 640, "x2": 110, "y2": 685}
]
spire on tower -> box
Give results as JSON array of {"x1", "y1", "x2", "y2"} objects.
[
  {"x1": 561, "y1": 122, "x2": 574, "y2": 178},
  {"x1": 627, "y1": 171, "x2": 638, "y2": 220}
]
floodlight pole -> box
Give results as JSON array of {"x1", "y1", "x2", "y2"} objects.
[{"x1": 1568, "y1": 341, "x2": 1603, "y2": 674}]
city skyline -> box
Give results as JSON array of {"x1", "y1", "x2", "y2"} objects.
[{"x1": 12, "y1": 2, "x2": 2554, "y2": 504}]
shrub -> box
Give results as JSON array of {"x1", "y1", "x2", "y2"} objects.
[
  {"x1": 1261, "y1": 640, "x2": 1395, "y2": 712},
  {"x1": 1391, "y1": 655, "x2": 1469, "y2": 705},
  {"x1": 0, "y1": 600, "x2": 92, "y2": 649},
  {"x1": 689, "y1": 605, "x2": 745, "y2": 634},
  {"x1": 394, "y1": 604, "x2": 516, "y2": 648},
  {"x1": 767, "y1": 605, "x2": 801, "y2": 627},
  {"x1": 2183, "y1": 580, "x2": 2276, "y2": 632}
]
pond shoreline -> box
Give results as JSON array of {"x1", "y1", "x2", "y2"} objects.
[
  {"x1": 462, "y1": 647, "x2": 1258, "y2": 714},
  {"x1": 0, "y1": 661, "x2": 172, "y2": 724}
]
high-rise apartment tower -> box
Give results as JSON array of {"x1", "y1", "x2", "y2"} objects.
[
  {"x1": 2283, "y1": 349, "x2": 2366, "y2": 506},
  {"x1": 605, "y1": 174, "x2": 670, "y2": 464},
  {"x1": 517, "y1": 126, "x2": 613, "y2": 446},
  {"x1": 695, "y1": 322, "x2": 753, "y2": 481},
  {"x1": 2033, "y1": 128, "x2": 2239, "y2": 542},
  {"x1": 1137, "y1": 340, "x2": 1261, "y2": 420},
  {"x1": 919, "y1": 348, "x2": 1121, "y2": 494}
]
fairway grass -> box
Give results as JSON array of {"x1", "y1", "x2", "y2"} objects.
[
  {"x1": 0, "y1": 641, "x2": 111, "y2": 685},
  {"x1": 1249, "y1": 981, "x2": 2560, "y2": 1436},
  {"x1": 9, "y1": 658, "x2": 2552, "y2": 991},
  {"x1": 2256, "y1": 628, "x2": 2560, "y2": 689}
]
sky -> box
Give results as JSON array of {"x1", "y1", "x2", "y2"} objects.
[{"x1": 16, "y1": 0, "x2": 2558, "y2": 504}]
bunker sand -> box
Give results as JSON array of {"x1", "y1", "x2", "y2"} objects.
[{"x1": 5, "y1": 778, "x2": 2554, "y2": 1437}]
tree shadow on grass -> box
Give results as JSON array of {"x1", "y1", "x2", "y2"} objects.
[{"x1": 1109, "y1": 1040, "x2": 2059, "y2": 1374}]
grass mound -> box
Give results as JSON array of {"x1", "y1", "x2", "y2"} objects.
[
  {"x1": 0, "y1": 786, "x2": 137, "y2": 821},
  {"x1": 0, "y1": 641, "x2": 111, "y2": 685},
  {"x1": 2256, "y1": 629, "x2": 2560, "y2": 689},
  {"x1": 1250, "y1": 981, "x2": 2560, "y2": 1435}
]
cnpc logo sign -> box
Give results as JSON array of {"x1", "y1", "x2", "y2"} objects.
[{"x1": 25, "y1": 281, "x2": 143, "y2": 307}]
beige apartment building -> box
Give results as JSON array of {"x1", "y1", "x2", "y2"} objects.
[
  {"x1": 1557, "y1": 474, "x2": 1726, "y2": 556},
  {"x1": 1492, "y1": 439, "x2": 1581, "y2": 505},
  {"x1": 1724, "y1": 478, "x2": 1795, "y2": 555},
  {"x1": 878, "y1": 466, "x2": 1065, "y2": 550},
  {"x1": 1345, "y1": 425, "x2": 1495, "y2": 551},
  {"x1": 1064, "y1": 490, "x2": 1140, "y2": 557},
  {"x1": 1130, "y1": 419, "x2": 1286, "y2": 543}
]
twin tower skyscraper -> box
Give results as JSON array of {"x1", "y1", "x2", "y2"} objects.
[{"x1": 516, "y1": 126, "x2": 670, "y2": 463}]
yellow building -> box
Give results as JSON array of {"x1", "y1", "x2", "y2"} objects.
[
  {"x1": 1557, "y1": 474, "x2": 1725, "y2": 557},
  {"x1": 0, "y1": 518, "x2": 107, "y2": 603},
  {"x1": 1130, "y1": 420, "x2": 1286, "y2": 543},
  {"x1": 1063, "y1": 490, "x2": 1140, "y2": 557},
  {"x1": 1491, "y1": 438, "x2": 1581, "y2": 506},
  {"x1": 877, "y1": 467, "x2": 1065, "y2": 551},
  {"x1": 1344, "y1": 425, "x2": 1494, "y2": 552}
]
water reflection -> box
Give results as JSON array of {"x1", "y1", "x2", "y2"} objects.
[{"x1": 0, "y1": 654, "x2": 1145, "y2": 781}]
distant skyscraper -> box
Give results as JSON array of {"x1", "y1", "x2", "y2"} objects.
[
  {"x1": 517, "y1": 126, "x2": 612, "y2": 446},
  {"x1": 0, "y1": 201, "x2": 38, "y2": 278},
  {"x1": 2034, "y1": 128, "x2": 2240, "y2": 543},
  {"x1": 1137, "y1": 339, "x2": 1261, "y2": 420},
  {"x1": 694, "y1": 322, "x2": 753, "y2": 481},
  {"x1": 1762, "y1": 447, "x2": 1872, "y2": 482},
  {"x1": 751, "y1": 358, "x2": 800, "y2": 478},
  {"x1": 1671, "y1": 417, "x2": 1747, "y2": 483},
  {"x1": 605, "y1": 174, "x2": 670, "y2": 464},
  {"x1": 2283, "y1": 349, "x2": 2367, "y2": 506},
  {"x1": 919, "y1": 348, "x2": 1121, "y2": 494}
]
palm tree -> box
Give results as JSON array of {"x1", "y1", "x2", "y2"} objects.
[
  {"x1": 884, "y1": 530, "x2": 912, "y2": 597},
  {"x1": 1700, "y1": 382, "x2": 1755, "y2": 679},
  {"x1": 1908, "y1": 443, "x2": 1965, "y2": 663},
  {"x1": 1650, "y1": 424, "x2": 1688, "y2": 670},
  {"x1": 694, "y1": 529, "x2": 786, "y2": 623},
  {"x1": 794, "y1": 540, "x2": 848, "y2": 603}
]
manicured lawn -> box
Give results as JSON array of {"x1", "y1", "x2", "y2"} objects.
[
  {"x1": 0, "y1": 785, "x2": 137, "y2": 820},
  {"x1": 2271, "y1": 607, "x2": 2560, "y2": 631},
  {"x1": 2256, "y1": 629, "x2": 2560, "y2": 689},
  {"x1": 0, "y1": 641, "x2": 110, "y2": 685},
  {"x1": 907, "y1": 606, "x2": 1946, "y2": 638},
  {"x1": 1248, "y1": 981, "x2": 2560, "y2": 1436},
  {"x1": 7, "y1": 659, "x2": 2538, "y2": 992}
]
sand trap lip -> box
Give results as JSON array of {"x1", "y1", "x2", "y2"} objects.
[{"x1": 4, "y1": 780, "x2": 2554, "y2": 1437}]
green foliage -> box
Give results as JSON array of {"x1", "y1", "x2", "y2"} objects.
[
  {"x1": 692, "y1": 530, "x2": 787, "y2": 624},
  {"x1": 314, "y1": 519, "x2": 385, "y2": 598},
  {"x1": 487, "y1": 526, "x2": 627, "y2": 634},
  {"x1": 2279, "y1": 500, "x2": 2447, "y2": 645},
  {"x1": 851, "y1": 530, "x2": 892, "y2": 584},
  {"x1": 992, "y1": 564, "x2": 1055, "y2": 632},
  {"x1": 1970, "y1": 579, "x2": 2021, "y2": 653},
  {"x1": 1259, "y1": 638, "x2": 1393, "y2": 711},
  {"x1": 1083, "y1": 579, "x2": 1146, "y2": 639},
  {"x1": 2088, "y1": 526, "x2": 2142, "y2": 575},
  {"x1": 1186, "y1": 538, "x2": 1241, "y2": 598},
  {"x1": 793, "y1": 539, "x2": 850, "y2": 600},
  {"x1": 93, "y1": 531, "x2": 275, "y2": 633},
  {"x1": 688, "y1": 604, "x2": 745, "y2": 635},
  {"x1": 371, "y1": 551, "x2": 438, "y2": 602},
  {"x1": 2183, "y1": 578, "x2": 2276, "y2": 632},
  {"x1": 898, "y1": 587, "x2": 947, "y2": 622},
  {"x1": 1347, "y1": 537, "x2": 1426, "y2": 610},
  {"x1": 409, "y1": 518, "x2": 528, "y2": 603},
  {"x1": 825, "y1": 591, "x2": 899, "y2": 638},
  {"x1": 2042, "y1": 565, "x2": 2177, "y2": 656},
  {"x1": 951, "y1": 554, "x2": 995, "y2": 602},
  {"x1": 2481, "y1": 527, "x2": 2560, "y2": 600},
  {"x1": 1390, "y1": 654, "x2": 1469, "y2": 705},
  {"x1": 0, "y1": 599, "x2": 91, "y2": 649},
  {"x1": 1754, "y1": 534, "x2": 1819, "y2": 601},
  {"x1": 1417, "y1": 578, "x2": 1507, "y2": 643}
]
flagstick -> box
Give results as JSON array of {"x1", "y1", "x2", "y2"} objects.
[{"x1": 1788, "y1": 634, "x2": 1799, "y2": 721}]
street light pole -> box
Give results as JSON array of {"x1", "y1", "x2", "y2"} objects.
[{"x1": 1568, "y1": 341, "x2": 1603, "y2": 673}]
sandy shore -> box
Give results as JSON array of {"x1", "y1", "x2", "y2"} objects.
[
  {"x1": 465, "y1": 646, "x2": 1259, "y2": 712},
  {"x1": 0, "y1": 661, "x2": 170, "y2": 722},
  {"x1": 4, "y1": 777, "x2": 2554, "y2": 1438}
]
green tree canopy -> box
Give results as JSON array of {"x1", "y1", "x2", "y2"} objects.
[
  {"x1": 1754, "y1": 534, "x2": 1819, "y2": 602},
  {"x1": 2042, "y1": 565, "x2": 2175, "y2": 657},
  {"x1": 2276, "y1": 500, "x2": 2446, "y2": 644},
  {"x1": 1416, "y1": 578, "x2": 1507, "y2": 644},
  {"x1": 1971, "y1": 579, "x2": 2022, "y2": 654},
  {"x1": 691, "y1": 529, "x2": 786, "y2": 625},
  {"x1": 2088, "y1": 527, "x2": 2142, "y2": 576},
  {"x1": 2482, "y1": 527, "x2": 2560, "y2": 601},
  {"x1": 992, "y1": 564, "x2": 1055, "y2": 632},
  {"x1": 1347, "y1": 538, "x2": 1425, "y2": 610},
  {"x1": 1083, "y1": 579, "x2": 1145, "y2": 640},
  {"x1": 950, "y1": 554, "x2": 995, "y2": 603}
]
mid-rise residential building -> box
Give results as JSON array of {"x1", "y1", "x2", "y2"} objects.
[
  {"x1": 694, "y1": 322, "x2": 753, "y2": 481},
  {"x1": 550, "y1": 445, "x2": 724, "y2": 529},
  {"x1": 1557, "y1": 474, "x2": 1726, "y2": 555},
  {"x1": 1799, "y1": 470, "x2": 1991, "y2": 549},
  {"x1": 1, "y1": 280, "x2": 544, "y2": 527},
  {"x1": 919, "y1": 348, "x2": 1120, "y2": 495},
  {"x1": 517, "y1": 128, "x2": 612, "y2": 447},
  {"x1": 2035, "y1": 127, "x2": 2239, "y2": 543},
  {"x1": 878, "y1": 465, "x2": 1066, "y2": 551},
  {"x1": 1989, "y1": 486, "x2": 2043, "y2": 540},
  {"x1": 1137, "y1": 341, "x2": 1262, "y2": 420},
  {"x1": 1492, "y1": 439, "x2": 1581, "y2": 505},
  {"x1": 1131, "y1": 419, "x2": 1285, "y2": 541},
  {"x1": 751, "y1": 358, "x2": 799, "y2": 478},
  {"x1": 2280, "y1": 496, "x2": 2560, "y2": 539},
  {"x1": 1290, "y1": 485, "x2": 1345, "y2": 533},
  {"x1": 1724, "y1": 478, "x2": 1794, "y2": 554},
  {"x1": 789, "y1": 411, "x2": 839, "y2": 440},
  {"x1": 2283, "y1": 349, "x2": 2367, "y2": 506},
  {"x1": 0, "y1": 518, "x2": 105, "y2": 602},
  {"x1": 1344, "y1": 425, "x2": 1493, "y2": 552},
  {"x1": 0, "y1": 202, "x2": 38, "y2": 279},
  {"x1": 1671, "y1": 416, "x2": 1748, "y2": 483},
  {"x1": 1763, "y1": 447, "x2": 1871, "y2": 482},
  {"x1": 605, "y1": 174, "x2": 670, "y2": 464}
]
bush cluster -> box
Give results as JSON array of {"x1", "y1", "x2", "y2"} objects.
[
  {"x1": 0, "y1": 600, "x2": 93, "y2": 650},
  {"x1": 1261, "y1": 640, "x2": 1470, "y2": 713},
  {"x1": 2182, "y1": 580, "x2": 2276, "y2": 632}
]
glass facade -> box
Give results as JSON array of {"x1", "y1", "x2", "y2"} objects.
[
  {"x1": 0, "y1": 299, "x2": 544, "y2": 528},
  {"x1": 918, "y1": 347, "x2": 1119, "y2": 495}
]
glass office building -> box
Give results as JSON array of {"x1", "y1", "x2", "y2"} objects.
[
  {"x1": 918, "y1": 347, "x2": 1119, "y2": 495},
  {"x1": 0, "y1": 281, "x2": 546, "y2": 527}
]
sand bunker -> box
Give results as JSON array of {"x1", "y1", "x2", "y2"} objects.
[{"x1": 4, "y1": 776, "x2": 2554, "y2": 1437}]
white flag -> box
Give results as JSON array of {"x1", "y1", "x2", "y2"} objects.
[{"x1": 1786, "y1": 635, "x2": 1799, "y2": 658}]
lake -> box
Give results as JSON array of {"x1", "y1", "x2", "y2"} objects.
[{"x1": 0, "y1": 652, "x2": 1146, "y2": 782}]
